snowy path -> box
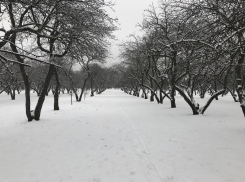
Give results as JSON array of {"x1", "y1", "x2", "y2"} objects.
[
  {"x1": 1, "y1": 89, "x2": 245, "y2": 182},
  {"x1": 120, "y1": 106, "x2": 164, "y2": 182}
]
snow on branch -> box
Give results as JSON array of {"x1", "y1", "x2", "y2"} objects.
[
  {"x1": 0, "y1": 49, "x2": 62, "y2": 68},
  {"x1": 215, "y1": 27, "x2": 245, "y2": 49},
  {"x1": 154, "y1": 26, "x2": 245, "y2": 52},
  {"x1": 0, "y1": 54, "x2": 31, "y2": 67},
  {"x1": 0, "y1": 38, "x2": 44, "y2": 58},
  {"x1": 173, "y1": 39, "x2": 215, "y2": 49},
  {"x1": 156, "y1": 39, "x2": 214, "y2": 51}
]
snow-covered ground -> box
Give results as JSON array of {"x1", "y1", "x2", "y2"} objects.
[{"x1": 0, "y1": 89, "x2": 245, "y2": 182}]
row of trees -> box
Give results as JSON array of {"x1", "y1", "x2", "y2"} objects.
[
  {"x1": 117, "y1": 0, "x2": 245, "y2": 117},
  {"x1": 0, "y1": 0, "x2": 117, "y2": 121},
  {"x1": 0, "y1": 61, "x2": 114, "y2": 100}
]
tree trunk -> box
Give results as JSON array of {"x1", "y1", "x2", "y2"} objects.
[
  {"x1": 90, "y1": 75, "x2": 94, "y2": 97},
  {"x1": 170, "y1": 51, "x2": 177, "y2": 108},
  {"x1": 71, "y1": 89, "x2": 78, "y2": 101},
  {"x1": 214, "y1": 80, "x2": 218, "y2": 100},
  {"x1": 236, "y1": 53, "x2": 245, "y2": 117},
  {"x1": 17, "y1": 88, "x2": 21, "y2": 94},
  {"x1": 135, "y1": 85, "x2": 139, "y2": 97},
  {"x1": 200, "y1": 90, "x2": 225, "y2": 114},
  {"x1": 10, "y1": 35, "x2": 33, "y2": 121},
  {"x1": 34, "y1": 65, "x2": 55, "y2": 120},
  {"x1": 170, "y1": 89, "x2": 176, "y2": 108},
  {"x1": 66, "y1": 88, "x2": 70, "y2": 94},
  {"x1": 159, "y1": 90, "x2": 163, "y2": 104},
  {"x1": 200, "y1": 86, "x2": 206, "y2": 98},
  {"x1": 74, "y1": 92, "x2": 79, "y2": 101},
  {"x1": 154, "y1": 92, "x2": 160, "y2": 103},
  {"x1": 91, "y1": 90, "x2": 94, "y2": 97},
  {"x1": 54, "y1": 67, "x2": 60, "y2": 110},
  {"x1": 78, "y1": 73, "x2": 90, "y2": 101},
  {"x1": 21, "y1": 67, "x2": 33, "y2": 121},
  {"x1": 150, "y1": 92, "x2": 154, "y2": 101},
  {"x1": 10, "y1": 89, "x2": 15, "y2": 100},
  {"x1": 149, "y1": 77, "x2": 154, "y2": 101},
  {"x1": 142, "y1": 88, "x2": 148, "y2": 99},
  {"x1": 175, "y1": 86, "x2": 199, "y2": 115},
  {"x1": 46, "y1": 87, "x2": 50, "y2": 96}
]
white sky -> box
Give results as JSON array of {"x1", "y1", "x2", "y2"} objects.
[{"x1": 106, "y1": 0, "x2": 159, "y2": 66}]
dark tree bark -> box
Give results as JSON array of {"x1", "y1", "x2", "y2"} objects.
[
  {"x1": 149, "y1": 79, "x2": 154, "y2": 102},
  {"x1": 135, "y1": 84, "x2": 140, "y2": 97},
  {"x1": 200, "y1": 85, "x2": 208, "y2": 99},
  {"x1": 170, "y1": 91, "x2": 176, "y2": 108},
  {"x1": 10, "y1": 35, "x2": 33, "y2": 121},
  {"x1": 10, "y1": 88, "x2": 16, "y2": 100},
  {"x1": 236, "y1": 53, "x2": 245, "y2": 117},
  {"x1": 159, "y1": 90, "x2": 163, "y2": 104},
  {"x1": 142, "y1": 88, "x2": 148, "y2": 99},
  {"x1": 34, "y1": 65, "x2": 55, "y2": 120},
  {"x1": 90, "y1": 75, "x2": 94, "y2": 97},
  {"x1": 154, "y1": 92, "x2": 160, "y2": 103},
  {"x1": 54, "y1": 67, "x2": 60, "y2": 110},
  {"x1": 170, "y1": 51, "x2": 177, "y2": 108},
  {"x1": 21, "y1": 67, "x2": 33, "y2": 121},
  {"x1": 214, "y1": 80, "x2": 218, "y2": 100}
]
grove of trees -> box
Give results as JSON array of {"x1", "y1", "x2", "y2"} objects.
[
  {"x1": 0, "y1": 0, "x2": 117, "y2": 121},
  {"x1": 117, "y1": 0, "x2": 245, "y2": 118}
]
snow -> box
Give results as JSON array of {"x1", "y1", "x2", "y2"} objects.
[{"x1": 1, "y1": 89, "x2": 245, "y2": 182}]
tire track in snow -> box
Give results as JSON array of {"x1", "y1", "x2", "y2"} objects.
[{"x1": 119, "y1": 106, "x2": 164, "y2": 182}]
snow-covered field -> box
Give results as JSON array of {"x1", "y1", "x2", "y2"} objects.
[{"x1": 0, "y1": 89, "x2": 245, "y2": 182}]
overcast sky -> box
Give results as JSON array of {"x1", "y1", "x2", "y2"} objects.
[
  {"x1": 106, "y1": 0, "x2": 159, "y2": 66},
  {"x1": 1, "y1": 1, "x2": 159, "y2": 66}
]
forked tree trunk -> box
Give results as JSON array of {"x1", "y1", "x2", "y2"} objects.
[
  {"x1": 200, "y1": 61, "x2": 233, "y2": 114},
  {"x1": 73, "y1": 90, "x2": 79, "y2": 101},
  {"x1": 200, "y1": 90, "x2": 225, "y2": 114}
]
